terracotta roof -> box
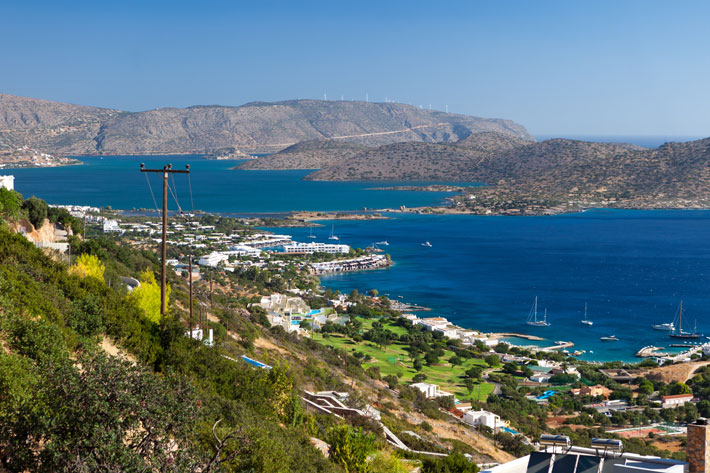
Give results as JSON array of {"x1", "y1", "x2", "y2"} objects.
[{"x1": 661, "y1": 394, "x2": 694, "y2": 400}]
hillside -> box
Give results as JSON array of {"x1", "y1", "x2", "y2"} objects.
[
  {"x1": 305, "y1": 135, "x2": 710, "y2": 202},
  {"x1": 0, "y1": 93, "x2": 534, "y2": 155},
  {"x1": 238, "y1": 139, "x2": 369, "y2": 170},
  {"x1": 304, "y1": 132, "x2": 532, "y2": 181}
]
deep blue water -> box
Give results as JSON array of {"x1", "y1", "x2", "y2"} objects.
[
  {"x1": 10, "y1": 155, "x2": 458, "y2": 213},
  {"x1": 266, "y1": 210, "x2": 710, "y2": 362},
  {"x1": 7, "y1": 147, "x2": 710, "y2": 362}
]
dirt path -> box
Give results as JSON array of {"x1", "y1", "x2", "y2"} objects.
[{"x1": 645, "y1": 360, "x2": 710, "y2": 383}]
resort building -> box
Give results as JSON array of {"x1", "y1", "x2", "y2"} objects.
[
  {"x1": 463, "y1": 410, "x2": 506, "y2": 430},
  {"x1": 283, "y1": 242, "x2": 350, "y2": 254},
  {"x1": 310, "y1": 254, "x2": 388, "y2": 274},
  {"x1": 661, "y1": 394, "x2": 694, "y2": 409},
  {"x1": 227, "y1": 245, "x2": 263, "y2": 257},
  {"x1": 257, "y1": 293, "x2": 310, "y2": 316},
  {"x1": 197, "y1": 252, "x2": 229, "y2": 267},
  {"x1": 102, "y1": 219, "x2": 122, "y2": 233},
  {"x1": 0, "y1": 175, "x2": 14, "y2": 190}
]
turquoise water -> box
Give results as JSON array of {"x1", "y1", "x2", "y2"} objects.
[
  {"x1": 10, "y1": 155, "x2": 459, "y2": 213},
  {"x1": 266, "y1": 210, "x2": 710, "y2": 362}
]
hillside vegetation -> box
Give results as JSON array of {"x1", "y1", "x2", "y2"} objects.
[
  {"x1": 238, "y1": 140, "x2": 369, "y2": 170},
  {"x1": 0, "y1": 93, "x2": 533, "y2": 155},
  {"x1": 0, "y1": 192, "x2": 516, "y2": 472}
]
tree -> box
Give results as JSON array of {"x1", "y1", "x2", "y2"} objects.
[
  {"x1": 69, "y1": 253, "x2": 106, "y2": 281},
  {"x1": 326, "y1": 423, "x2": 376, "y2": 473},
  {"x1": 425, "y1": 351, "x2": 440, "y2": 366},
  {"x1": 0, "y1": 351, "x2": 206, "y2": 472},
  {"x1": 670, "y1": 382, "x2": 692, "y2": 395},
  {"x1": 449, "y1": 355, "x2": 462, "y2": 366},
  {"x1": 484, "y1": 354, "x2": 500, "y2": 367},
  {"x1": 422, "y1": 452, "x2": 478, "y2": 473},
  {"x1": 369, "y1": 450, "x2": 408, "y2": 473},
  {"x1": 22, "y1": 196, "x2": 49, "y2": 229},
  {"x1": 413, "y1": 373, "x2": 427, "y2": 383},
  {"x1": 128, "y1": 269, "x2": 169, "y2": 323},
  {"x1": 413, "y1": 358, "x2": 424, "y2": 371},
  {"x1": 465, "y1": 366, "x2": 483, "y2": 379},
  {"x1": 368, "y1": 289, "x2": 379, "y2": 297},
  {"x1": 464, "y1": 378, "x2": 476, "y2": 397},
  {"x1": 638, "y1": 379, "x2": 654, "y2": 395},
  {"x1": 0, "y1": 187, "x2": 23, "y2": 218}
]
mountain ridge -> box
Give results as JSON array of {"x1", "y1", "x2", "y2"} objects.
[{"x1": 0, "y1": 93, "x2": 534, "y2": 155}]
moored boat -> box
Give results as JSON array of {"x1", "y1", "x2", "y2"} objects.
[
  {"x1": 581, "y1": 303, "x2": 593, "y2": 326},
  {"x1": 526, "y1": 297, "x2": 550, "y2": 327},
  {"x1": 669, "y1": 301, "x2": 702, "y2": 339}
]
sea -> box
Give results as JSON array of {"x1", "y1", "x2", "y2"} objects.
[{"x1": 8, "y1": 135, "x2": 709, "y2": 362}]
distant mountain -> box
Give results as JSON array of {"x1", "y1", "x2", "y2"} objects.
[
  {"x1": 306, "y1": 134, "x2": 710, "y2": 206},
  {"x1": 305, "y1": 131, "x2": 533, "y2": 181},
  {"x1": 0, "y1": 93, "x2": 534, "y2": 155},
  {"x1": 238, "y1": 139, "x2": 369, "y2": 170}
]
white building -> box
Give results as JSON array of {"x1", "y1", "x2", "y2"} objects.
[
  {"x1": 0, "y1": 175, "x2": 14, "y2": 191},
  {"x1": 409, "y1": 382, "x2": 441, "y2": 399},
  {"x1": 660, "y1": 394, "x2": 694, "y2": 408},
  {"x1": 198, "y1": 252, "x2": 229, "y2": 267},
  {"x1": 103, "y1": 219, "x2": 123, "y2": 233},
  {"x1": 283, "y1": 242, "x2": 350, "y2": 254},
  {"x1": 227, "y1": 245, "x2": 262, "y2": 258},
  {"x1": 463, "y1": 410, "x2": 503, "y2": 430}
]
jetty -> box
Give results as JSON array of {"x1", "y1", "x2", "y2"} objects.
[
  {"x1": 390, "y1": 301, "x2": 432, "y2": 312},
  {"x1": 489, "y1": 332, "x2": 545, "y2": 341},
  {"x1": 636, "y1": 346, "x2": 673, "y2": 358},
  {"x1": 539, "y1": 341, "x2": 574, "y2": 352}
]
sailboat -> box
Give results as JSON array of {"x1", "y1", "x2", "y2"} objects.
[
  {"x1": 669, "y1": 301, "x2": 702, "y2": 339},
  {"x1": 581, "y1": 303, "x2": 593, "y2": 326},
  {"x1": 328, "y1": 224, "x2": 339, "y2": 241},
  {"x1": 421, "y1": 241, "x2": 432, "y2": 247},
  {"x1": 526, "y1": 297, "x2": 550, "y2": 327},
  {"x1": 307, "y1": 225, "x2": 316, "y2": 239}
]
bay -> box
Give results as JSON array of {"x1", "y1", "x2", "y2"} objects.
[
  {"x1": 266, "y1": 210, "x2": 710, "y2": 362},
  {"x1": 10, "y1": 155, "x2": 459, "y2": 214},
  {"x1": 7, "y1": 150, "x2": 710, "y2": 362}
]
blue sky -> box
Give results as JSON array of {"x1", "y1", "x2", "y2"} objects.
[{"x1": 1, "y1": 0, "x2": 709, "y2": 135}]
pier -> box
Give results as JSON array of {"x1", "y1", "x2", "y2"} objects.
[
  {"x1": 489, "y1": 332, "x2": 545, "y2": 341},
  {"x1": 636, "y1": 346, "x2": 672, "y2": 358},
  {"x1": 539, "y1": 341, "x2": 575, "y2": 352}
]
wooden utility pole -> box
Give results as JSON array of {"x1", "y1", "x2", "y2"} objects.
[
  {"x1": 189, "y1": 255, "x2": 193, "y2": 336},
  {"x1": 140, "y1": 163, "x2": 190, "y2": 316}
]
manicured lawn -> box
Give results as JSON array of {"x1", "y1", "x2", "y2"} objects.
[{"x1": 313, "y1": 321, "x2": 494, "y2": 402}]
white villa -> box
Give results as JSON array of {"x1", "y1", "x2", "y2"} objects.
[{"x1": 463, "y1": 410, "x2": 507, "y2": 430}]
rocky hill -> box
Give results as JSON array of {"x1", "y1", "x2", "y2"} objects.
[
  {"x1": 238, "y1": 139, "x2": 368, "y2": 170},
  {"x1": 0, "y1": 93, "x2": 534, "y2": 155},
  {"x1": 304, "y1": 134, "x2": 710, "y2": 213},
  {"x1": 304, "y1": 131, "x2": 534, "y2": 181}
]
